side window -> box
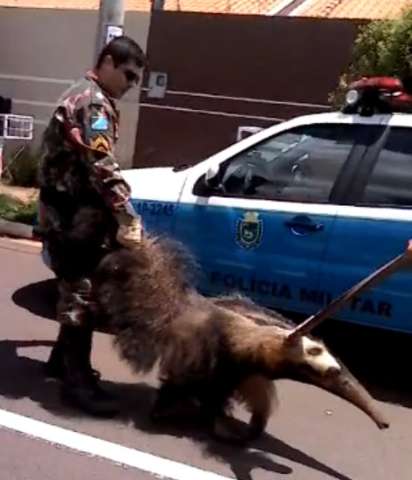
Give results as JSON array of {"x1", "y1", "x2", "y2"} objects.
[
  {"x1": 200, "y1": 124, "x2": 358, "y2": 203},
  {"x1": 360, "y1": 127, "x2": 412, "y2": 207}
]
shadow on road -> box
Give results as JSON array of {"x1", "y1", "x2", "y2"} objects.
[
  {"x1": 12, "y1": 280, "x2": 412, "y2": 409},
  {"x1": 12, "y1": 279, "x2": 57, "y2": 321},
  {"x1": 0, "y1": 339, "x2": 76, "y2": 417},
  {"x1": 317, "y1": 320, "x2": 412, "y2": 408},
  {"x1": 113, "y1": 381, "x2": 356, "y2": 480},
  {"x1": 0, "y1": 338, "x2": 352, "y2": 480}
]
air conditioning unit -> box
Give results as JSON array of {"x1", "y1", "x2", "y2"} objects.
[{"x1": 147, "y1": 71, "x2": 168, "y2": 99}]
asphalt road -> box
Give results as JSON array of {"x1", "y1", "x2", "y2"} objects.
[{"x1": 0, "y1": 237, "x2": 411, "y2": 480}]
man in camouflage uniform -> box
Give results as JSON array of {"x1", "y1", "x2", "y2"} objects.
[{"x1": 37, "y1": 36, "x2": 146, "y2": 416}]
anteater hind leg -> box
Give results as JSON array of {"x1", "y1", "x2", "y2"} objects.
[{"x1": 152, "y1": 381, "x2": 245, "y2": 443}]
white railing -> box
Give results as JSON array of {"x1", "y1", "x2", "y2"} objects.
[
  {"x1": 0, "y1": 114, "x2": 34, "y2": 177},
  {"x1": 0, "y1": 114, "x2": 34, "y2": 140}
]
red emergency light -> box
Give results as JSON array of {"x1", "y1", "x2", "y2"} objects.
[{"x1": 343, "y1": 76, "x2": 412, "y2": 115}]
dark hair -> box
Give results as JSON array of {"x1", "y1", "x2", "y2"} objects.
[{"x1": 96, "y1": 35, "x2": 146, "y2": 69}]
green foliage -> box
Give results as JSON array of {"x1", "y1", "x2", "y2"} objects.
[
  {"x1": 0, "y1": 194, "x2": 37, "y2": 225},
  {"x1": 330, "y1": 8, "x2": 412, "y2": 107}
]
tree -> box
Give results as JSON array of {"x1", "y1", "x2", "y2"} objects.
[{"x1": 330, "y1": 8, "x2": 412, "y2": 106}]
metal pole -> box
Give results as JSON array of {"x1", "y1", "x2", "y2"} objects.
[
  {"x1": 94, "y1": 0, "x2": 125, "y2": 64},
  {"x1": 0, "y1": 114, "x2": 6, "y2": 178},
  {"x1": 0, "y1": 137, "x2": 4, "y2": 179},
  {"x1": 152, "y1": 0, "x2": 165, "y2": 10}
]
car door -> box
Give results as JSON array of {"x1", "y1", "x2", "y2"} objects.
[
  {"x1": 318, "y1": 117, "x2": 412, "y2": 333},
  {"x1": 173, "y1": 120, "x2": 368, "y2": 314}
]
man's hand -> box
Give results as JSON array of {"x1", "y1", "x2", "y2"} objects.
[{"x1": 116, "y1": 213, "x2": 143, "y2": 248}]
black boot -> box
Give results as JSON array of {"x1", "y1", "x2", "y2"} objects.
[
  {"x1": 59, "y1": 326, "x2": 119, "y2": 417},
  {"x1": 44, "y1": 325, "x2": 66, "y2": 380},
  {"x1": 45, "y1": 325, "x2": 101, "y2": 381},
  {"x1": 60, "y1": 381, "x2": 119, "y2": 418}
]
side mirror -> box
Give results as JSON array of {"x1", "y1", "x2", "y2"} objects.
[{"x1": 205, "y1": 164, "x2": 221, "y2": 188}]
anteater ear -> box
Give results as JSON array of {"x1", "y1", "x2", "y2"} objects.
[
  {"x1": 286, "y1": 324, "x2": 309, "y2": 343},
  {"x1": 285, "y1": 330, "x2": 301, "y2": 344}
]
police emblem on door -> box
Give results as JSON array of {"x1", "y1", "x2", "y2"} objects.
[{"x1": 236, "y1": 211, "x2": 263, "y2": 249}]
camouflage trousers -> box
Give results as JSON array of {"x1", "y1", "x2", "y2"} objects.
[{"x1": 57, "y1": 278, "x2": 97, "y2": 327}]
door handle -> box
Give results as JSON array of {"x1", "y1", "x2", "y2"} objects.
[{"x1": 285, "y1": 215, "x2": 324, "y2": 235}]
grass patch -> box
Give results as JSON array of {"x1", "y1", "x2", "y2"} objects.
[{"x1": 0, "y1": 194, "x2": 37, "y2": 225}]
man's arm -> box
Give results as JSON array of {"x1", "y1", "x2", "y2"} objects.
[
  {"x1": 66, "y1": 102, "x2": 130, "y2": 209},
  {"x1": 63, "y1": 98, "x2": 142, "y2": 245}
]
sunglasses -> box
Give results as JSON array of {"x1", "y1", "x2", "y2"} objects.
[{"x1": 121, "y1": 68, "x2": 140, "y2": 85}]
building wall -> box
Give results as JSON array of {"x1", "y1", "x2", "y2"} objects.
[
  {"x1": 135, "y1": 11, "x2": 365, "y2": 168},
  {"x1": 0, "y1": 8, "x2": 366, "y2": 171},
  {"x1": 0, "y1": 7, "x2": 151, "y2": 168}
]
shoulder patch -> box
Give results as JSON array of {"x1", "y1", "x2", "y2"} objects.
[
  {"x1": 89, "y1": 134, "x2": 111, "y2": 153},
  {"x1": 91, "y1": 113, "x2": 109, "y2": 131}
]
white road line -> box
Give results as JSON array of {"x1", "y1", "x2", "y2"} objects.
[{"x1": 0, "y1": 408, "x2": 234, "y2": 480}]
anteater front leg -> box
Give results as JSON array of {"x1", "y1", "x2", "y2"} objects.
[
  {"x1": 151, "y1": 382, "x2": 201, "y2": 422},
  {"x1": 198, "y1": 382, "x2": 251, "y2": 444},
  {"x1": 235, "y1": 374, "x2": 276, "y2": 440}
]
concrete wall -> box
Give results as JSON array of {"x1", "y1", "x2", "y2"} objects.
[{"x1": 0, "y1": 7, "x2": 151, "y2": 168}]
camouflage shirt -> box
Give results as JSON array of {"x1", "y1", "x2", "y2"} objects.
[{"x1": 39, "y1": 71, "x2": 133, "y2": 231}]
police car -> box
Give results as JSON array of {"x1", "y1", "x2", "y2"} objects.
[{"x1": 124, "y1": 77, "x2": 412, "y2": 335}]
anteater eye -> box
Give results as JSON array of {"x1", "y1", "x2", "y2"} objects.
[{"x1": 307, "y1": 346, "x2": 323, "y2": 356}]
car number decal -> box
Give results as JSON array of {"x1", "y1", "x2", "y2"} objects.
[{"x1": 134, "y1": 201, "x2": 176, "y2": 217}]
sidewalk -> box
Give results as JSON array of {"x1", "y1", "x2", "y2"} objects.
[{"x1": 0, "y1": 236, "x2": 41, "y2": 254}]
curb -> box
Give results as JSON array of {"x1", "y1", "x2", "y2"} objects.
[
  {"x1": 0, "y1": 236, "x2": 42, "y2": 255},
  {"x1": 0, "y1": 218, "x2": 35, "y2": 240}
]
